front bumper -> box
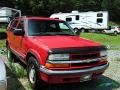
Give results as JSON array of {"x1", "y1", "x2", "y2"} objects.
[
  {"x1": 40, "y1": 63, "x2": 109, "y2": 84},
  {"x1": 40, "y1": 63, "x2": 109, "y2": 75}
]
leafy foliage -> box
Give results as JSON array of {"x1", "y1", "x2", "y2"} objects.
[{"x1": 0, "y1": 0, "x2": 120, "y2": 20}]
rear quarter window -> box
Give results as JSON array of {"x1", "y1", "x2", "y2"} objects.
[{"x1": 8, "y1": 19, "x2": 19, "y2": 31}]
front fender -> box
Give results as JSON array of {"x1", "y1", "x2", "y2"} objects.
[{"x1": 27, "y1": 49, "x2": 48, "y2": 65}]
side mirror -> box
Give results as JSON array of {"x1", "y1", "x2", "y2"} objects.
[{"x1": 13, "y1": 29, "x2": 25, "y2": 36}]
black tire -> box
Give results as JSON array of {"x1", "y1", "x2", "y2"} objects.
[
  {"x1": 80, "y1": 28, "x2": 85, "y2": 32},
  {"x1": 7, "y1": 47, "x2": 18, "y2": 62},
  {"x1": 74, "y1": 28, "x2": 79, "y2": 33},
  {"x1": 114, "y1": 31, "x2": 117, "y2": 36},
  {"x1": 27, "y1": 57, "x2": 45, "y2": 90},
  {"x1": 27, "y1": 57, "x2": 56, "y2": 90}
]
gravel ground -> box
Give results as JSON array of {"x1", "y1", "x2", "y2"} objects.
[
  {"x1": 0, "y1": 50, "x2": 120, "y2": 90},
  {"x1": 107, "y1": 50, "x2": 120, "y2": 60}
]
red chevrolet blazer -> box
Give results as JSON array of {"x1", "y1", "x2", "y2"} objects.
[{"x1": 6, "y1": 16, "x2": 109, "y2": 89}]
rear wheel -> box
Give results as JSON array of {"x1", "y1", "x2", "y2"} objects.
[
  {"x1": 7, "y1": 47, "x2": 14, "y2": 61},
  {"x1": 74, "y1": 28, "x2": 79, "y2": 33}
]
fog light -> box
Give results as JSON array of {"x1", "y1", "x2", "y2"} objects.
[{"x1": 80, "y1": 74, "x2": 92, "y2": 82}]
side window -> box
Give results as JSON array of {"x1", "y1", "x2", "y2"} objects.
[
  {"x1": 11, "y1": 20, "x2": 19, "y2": 30},
  {"x1": 111, "y1": 27, "x2": 115, "y2": 29},
  {"x1": 97, "y1": 18, "x2": 103, "y2": 23},
  {"x1": 76, "y1": 15, "x2": 79, "y2": 20},
  {"x1": 7, "y1": 20, "x2": 14, "y2": 30},
  {"x1": 66, "y1": 18, "x2": 72, "y2": 22},
  {"x1": 17, "y1": 20, "x2": 24, "y2": 30},
  {"x1": 59, "y1": 23, "x2": 69, "y2": 30}
]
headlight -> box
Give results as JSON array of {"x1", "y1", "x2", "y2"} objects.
[
  {"x1": 100, "y1": 51, "x2": 107, "y2": 57},
  {"x1": 48, "y1": 54, "x2": 69, "y2": 60}
]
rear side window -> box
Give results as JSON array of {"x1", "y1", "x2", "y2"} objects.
[
  {"x1": 66, "y1": 18, "x2": 72, "y2": 22},
  {"x1": 7, "y1": 20, "x2": 14, "y2": 30},
  {"x1": 111, "y1": 27, "x2": 115, "y2": 29},
  {"x1": 11, "y1": 20, "x2": 19, "y2": 29},
  {"x1": 8, "y1": 19, "x2": 19, "y2": 31}
]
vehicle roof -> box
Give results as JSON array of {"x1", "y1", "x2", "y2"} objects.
[{"x1": 16, "y1": 16, "x2": 63, "y2": 21}]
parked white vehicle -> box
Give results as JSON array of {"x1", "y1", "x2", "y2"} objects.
[
  {"x1": 50, "y1": 11, "x2": 109, "y2": 31},
  {"x1": 0, "y1": 60, "x2": 7, "y2": 90},
  {"x1": 103, "y1": 26, "x2": 120, "y2": 35}
]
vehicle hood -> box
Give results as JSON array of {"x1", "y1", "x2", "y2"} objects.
[{"x1": 29, "y1": 36, "x2": 102, "y2": 50}]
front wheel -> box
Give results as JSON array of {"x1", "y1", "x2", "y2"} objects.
[{"x1": 27, "y1": 57, "x2": 44, "y2": 90}]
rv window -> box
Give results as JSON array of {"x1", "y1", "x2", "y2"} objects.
[
  {"x1": 97, "y1": 13, "x2": 103, "y2": 17},
  {"x1": 66, "y1": 18, "x2": 72, "y2": 22},
  {"x1": 97, "y1": 18, "x2": 103, "y2": 23},
  {"x1": 76, "y1": 15, "x2": 79, "y2": 20}
]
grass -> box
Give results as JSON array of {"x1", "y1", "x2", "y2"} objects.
[
  {"x1": 8, "y1": 60, "x2": 27, "y2": 78},
  {"x1": 0, "y1": 40, "x2": 6, "y2": 48},
  {"x1": 0, "y1": 28, "x2": 6, "y2": 32},
  {"x1": 81, "y1": 33, "x2": 120, "y2": 47}
]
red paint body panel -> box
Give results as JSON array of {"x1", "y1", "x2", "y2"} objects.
[
  {"x1": 40, "y1": 71, "x2": 104, "y2": 84},
  {"x1": 30, "y1": 36, "x2": 101, "y2": 49}
]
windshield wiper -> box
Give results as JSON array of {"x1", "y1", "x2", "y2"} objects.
[
  {"x1": 55, "y1": 33, "x2": 75, "y2": 36},
  {"x1": 30, "y1": 32, "x2": 56, "y2": 36},
  {"x1": 30, "y1": 32, "x2": 75, "y2": 36}
]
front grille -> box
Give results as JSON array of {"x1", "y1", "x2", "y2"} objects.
[
  {"x1": 70, "y1": 52, "x2": 100, "y2": 60},
  {"x1": 70, "y1": 60, "x2": 107, "y2": 69}
]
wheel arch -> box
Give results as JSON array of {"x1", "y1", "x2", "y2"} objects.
[
  {"x1": 26, "y1": 49, "x2": 43, "y2": 67},
  {"x1": 26, "y1": 52, "x2": 40, "y2": 66}
]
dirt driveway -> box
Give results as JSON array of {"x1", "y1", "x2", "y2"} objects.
[{"x1": 0, "y1": 50, "x2": 120, "y2": 90}]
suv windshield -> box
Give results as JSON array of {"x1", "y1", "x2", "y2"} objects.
[{"x1": 28, "y1": 19, "x2": 75, "y2": 36}]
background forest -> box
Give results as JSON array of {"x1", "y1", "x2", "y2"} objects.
[{"x1": 0, "y1": 0, "x2": 120, "y2": 21}]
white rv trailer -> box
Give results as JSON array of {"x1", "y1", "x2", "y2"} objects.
[
  {"x1": 0, "y1": 7, "x2": 21, "y2": 23},
  {"x1": 50, "y1": 11, "x2": 109, "y2": 31}
]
